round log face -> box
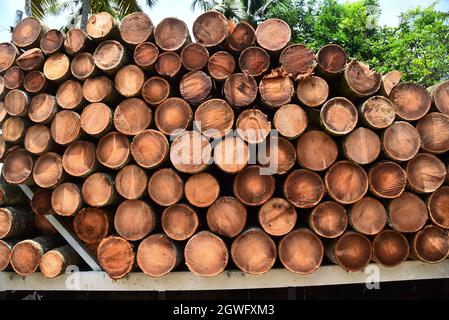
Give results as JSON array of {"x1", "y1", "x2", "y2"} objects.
[
  {"x1": 114, "y1": 98, "x2": 152, "y2": 136},
  {"x1": 51, "y1": 182, "x2": 81, "y2": 216},
  {"x1": 317, "y1": 44, "x2": 347, "y2": 75},
  {"x1": 80, "y1": 103, "x2": 112, "y2": 136},
  {"x1": 280, "y1": 44, "x2": 316, "y2": 79},
  {"x1": 98, "y1": 236, "x2": 135, "y2": 280},
  {"x1": 207, "y1": 51, "x2": 235, "y2": 81},
  {"x1": 258, "y1": 198, "x2": 296, "y2": 237},
  {"x1": 73, "y1": 207, "x2": 110, "y2": 244},
  {"x1": 390, "y1": 83, "x2": 431, "y2": 121},
  {"x1": 310, "y1": 201, "x2": 347, "y2": 239},
  {"x1": 43, "y1": 53, "x2": 70, "y2": 82},
  {"x1": 193, "y1": 11, "x2": 229, "y2": 47},
  {"x1": 369, "y1": 161, "x2": 406, "y2": 199},
  {"x1": 50, "y1": 110, "x2": 81, "y2": 146},
  {"x1": 297, "y1": 76, "x2": 329, "y2": 107},
  {"x1": 381, "y1": 70, "x2": 401, "y2": 96},
  {"x1": 321, "y1": 97, "x2": 358, "y2": 135},
  {"x1": 413, "y1": 225, "x2": 449, "y2": 263},
  {"x1": 131, "y1": 129, "x2": 168, "y2": 169},
  {"x1": 0, "y1": 208, "x2": 13, "y2": 239},
  {"x1": 185, "y1": 173, "x2": 220, "y2": 208},
  {"x1": 227, "y1": 21, "x2": 255, "y2": 52},
  {"x1": 284, "y1": 169, "x2": 324, "y2": 208},
  {"x1": 181, "y1": 43, "x2": 209, "y2": 71},
  {"x1": 333, "y1": 232, "x2": 372, "y2": 272},
  {"x1": 162, "y1": 204, "x2": 198, "y2": 241},
  {"x1": 83, "y1": 76, "x2": 113, "y2": 103},
  {"x1": 428, "y1": 186, "x2": 449, "y2": 229},
  {"x1": 383, "y1": 121, "x2": 421, "y2": 161},
  {"x1": 406, "y1": 153, "x2": 446, "y2": 193},
  {"x1": 33, "y1": 152, "x2": 63, "y2": 188},
  {"x1": 239, "y1": 46, "x2": 270, "y2": 77},
  {"x1": 213, "y1": 136, "x2": 249, "y2": 174},
  {"x1": 432, "y1": 81, "x2": 449, "y2": 115},
  {"x1": 273, "y1": 104, "x2": 308, "y2": 139},
  {"x1": 255, "y1": 19, "x2": 291, "y2": 52},
  {"x1": 388, "y1": 192, "x2": 428, "y2": 233},
  {"x1": 134, "y1": 42, "x2": 159, "y2": 69},
  {"x1": 142, "y1": 76, "x2": 170, "y2": 105},
  {"x1": 64, "y1": 29, "x2": 86, "y2": 55},
  {"x1": 154, "y1": 97, "x2": 192, "y2": 136},
  {"x1": 261, "y1": 137, "x2": 297, "y2": 175},
  {"x1": 137, "y1": 234, "x2": 178, "y2": 277},
  {"x1": 373, "y1": 230, "x2": 409, "y2": 267},
  {"x1": 82, "y1": 173, "x2": 114, "y2": 207},
  {"x1": 233, "y1": 166, "x2": 275, "y2": 206},
  {"x1": 148, "y1": 168, "x2": 184, "y2": 207},
  {"x1": 170, "y1": 131, "x2": 211, "y2": 174},
  {"x1": 361, "y1": 96, "x2": 395, "y2": 129},
  {"x1": 296, "y1": 130, "x2": 338, "y2": 171},
  {"x1": 120, "y1": 12, "x2": 153, "y2": 45},
  {"x1": 207, "y1": 197, "x2": 247, "y2": 238},
  {"x1": 349, "y1": 197, "x2": 387, "y2": 236},
  {"x1": 40, "y1": 29, "x2": 64, "y2": 55},
  {"x1": 71, "y1": 52, "x2": 96, "y2": 80},
  {"x1": 10, "y1": 240, "x2": 41, "y2": 275},
  {"x1": 93, "y1": 40, "x2": 125, "y2": 73},
  {"x1": 62, "y1": 141, "x2": 96, "y2": 177},
  {"x1": 416, "y1": 112, "x2": 449, "y2": 154},
  {"x1": 86, "y1": 12, "x2": 115, "y2": 40},
  {"x1": 114, "y1": 65, "x2": 145, "y2": 97},
  {"x1": 155, "y1": 52, "x2": 181, "y2": 78},
  {"x1": 17, "y1": 48, "x2": 44, "y2": 71},
  {"x1": 343, "y1": 128, "x2": 380, "y2": 165},
  {"x1": 56, "y1": 80, "x2": 84, "y2": 110},
  {"x1": 0, "y1": 42, "x2": 17, "y2": 73},
  {"x1": 155, "y1": 17, "x2": 189, "y2": 51},
  {"x1": 236, "y1": 109, "x2": 271, "y2": 144},
  {"x1": 115, "y1": 200, "x2": 155, "y2": 241},
  {"x1": 259, "y1": 69, "x2": 294, "y2": 107},
  {"x1": 4, "y1": 90, "x2": 28, "y2": 117},
  {"x1": 96, "y1": 132, "x2": 130, "y2": 170},
  {"x1": 195, "y1": 99, "x2": 234, "y2": 139},
  {"x1": 12, "y1": 17, "x2": 42, "y2": 48},
  {"x1": 344, "y1": 60, "x2": 381, "y2": 97},
  {"x1": 115, "y1": 165, "x2": 148, "y2": 200},
  {"x1": 39, "y1": 250, "x2": 65, "y2": 278},
  {"x1": 224, "y1": 73, "x2": 258, "y2": 108},
  {"x1": 4, "y1": 67, "x2": 24, "y2": 90},
  {"x1": 25, "y1": 125, "x2": 52, "y2": 155},
  {"x1": 0, "y1": 240, "x2": 11, "y2": 271},
  {"x1": 2, "y1": 117, "x2": 25, "y2": 143},
  {"x1": 180, "y1": 71, "x2": 212, "y2": 104},
  {"x1": 28, "y1": 93, "x2": 55, "y2": 123},
  {"x1": 2, "y1": 149, "x2": 33, "y2": 184}
]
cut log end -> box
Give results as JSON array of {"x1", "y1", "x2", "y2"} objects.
[
  {"x1": 71, "y1": 52, "x2": 96, "y2": 80},
  {"x1": 40, "y1": 29, "x2": 65, "y2": 55},
  {"x1": 259, "y1": 69, "x2": 294, "y2": 107},
  {"x1": 388, "y1": 192, "x2": 428, "y2": 233},
  {"x1": 309, "y1": 201, "x2": 347, "y2": 239},
  {"x1": 93, "y1": 40, "x2": 126, "y2": 75},
  {"x1": 170, "y1": 131, "x2": 211, "y2": 174},
  {"x1": 280, "y1": 44, "x2": 316, "y2": 80},
  {"x1": 43, "y1": 53, "x2": 70, "y2": 83},
  {"x1": 134, "y1": 42, "x2": 159, "y2": 70},
  {"x1": 10, "y1": 240, "x2": 42, "y2": 275},
  {"x1": 284, "y1": 169, "x2": 324, "y2": 208},
  {"x1": 51, "y1": 182, "x2": 82, "y2": 216},
  {"x1": 2, "y1": 148, "x2": 33, "y2": 184},
  {"x1": 239, "y1": 46, "x2": 270, "y2": 77},
  {"x1": 213, "y1": 136, "x2": 249, "y2": 174},
  {"x1": 369, "y1": 161, "x2": 406, "y2": 199},
  {"x1": 142, "y1": 76, "x2": 170, "y2": 106},
  {"x1": 349, "y1": 197, "x2": 386, "y2": 236},
  {"x1": 115, "y1": 200, "x2": 155, "y2": 241},
  {"x1": 0, "y1": 240, "x2": 13, "y2": 271},
  {"x1": 4, "y1": 67, "x2": 24, "y2": 90},
  {"x1": 193, "y1": 11, "x2": 229, "y2": 47},
  {"x1": 114, "y1": 98, "x2": 152, "y2": 136},
  {"x1": 406, "y1": 153, "x2": 446, "y2": 193},
  {"x1": 80, "y1": 103, "x2": 112, "y2": 137},
  {"x1": 430, "y1": 80, "x2": 449, "y2": 115},
  {"x1": 373, "y1": 230, "x2": 409, "y2": 267},
  {"x1": 236, "y1": 109, "x2": 271, "y2": 144},
  {"x1": 207, "y1": 197, "x2": 247, "y2": 238},
  {"x1": 114, "y1": 65, "x2": 145, "y2": 98},
  {"x1": 86, "y1": 12, "x2": 117, "y2": 41},
  {"x1": 180, "y1": 70, "x2": 212, "y2": 105},
  {"x1": 33, "y1": 152, "x2": 63, "y2": 189},
  {"x1": 28, "y1": 93, "x2": 56, "y2": 124},
  {"x1": 181, "y1": 42, "x2": 209, "y2": 71},
  {"x1": 255, "y1": 18, "x2": 291, "y2": 53},
  {"x1": 155, "y1": 17, "x2": 189, "y2": 51},
  {"x1": 64, "y1": 29, "x2": 88, "y2": 56},
  {"x1": 50, "y1": 110, "x2": 81, "y2": 146},
  {"x1": 224, "y1": 73, "x2": 258, "y2": 108},
  {"x1": 82, "y1": 173, "x2": 115, "y2": 207},
  {"x1": 24, "y1": 124, "x2": 52, "y2": 155},
  {"x1": 360, "y1": 96, "x2": 395, "y2": 129},
  {"x1": 12, "y1": 17, "x2": 44, "y2": 49},
  {"x1": 381, "y1": 70, "x2": 401, "y2": 96},
  {"x1": 258, "y1": 197, "x2": 296, "y2": 237},
  {"x1": 296, "y1": 130, "x2": 338, "y2": 171},
  {"x1": 120, "y1": 12, "x2": 153, "y2": 46},
  {"x1": 262, "y1": 136, "x2": 296, "y2": 175},
  {"x1": 207, "y1": 51, "x2": 235, "y2": 81},
  {"x1": 73, "y1": 207, "x2": 110, "y2": 244},
  {"x1": 154, "y1": 97, "x2": 192, "y2": 136},
  {"x1": 412, "y1": 225, "x2": 449, "y2": 263},
  {"x1": 330, "y1": 232, "x2": 372, "y2": 272},
  {"x1": 115, "y1": 165, "x2": 148, "y2": 200},
  {"x1": 390, "y1": 83, "x2": 431, "y2": 121},
  {"x1": 185, "y1": 172, "x2": 220, "y2": 208},
  {"x1": 343, "y1": 60, "x2": 381, "y2": 98},
  {"x1": 56, "y1": 80, "x2": 84, "y2": 110},
  {"x1": 195, "y1": 99, "x2": 234, "y2": 139},
  {"x1": 233, "y1": 165, "x2": 275, "y2": 206},
  {"x1": 137, "y1": 234, "x2": 179, "y2": 277},
  {"x1": 297, "y1": 76, "x2": 329, "y2": 108},
  {"x1": 155, "y1": 52, "x2": 181, "y2": 78},
  {"x1": 31, "y1": 188, "x2": 52, "y2": 215},
  {"x1": 2, "y1": 116, "x2": 26, "y2": 144},
  {"x1": 83, "y1": 76, "x2": 115, "y2": 104},
  {"x1": 148, "y1": 168, "x2": 184, "y2": 207},
  {"x1": 17, "y1": 48, "x2": 44, "y2": 71},
  {"x1": 96, "y1": 132, "x2": 130, "y2": 170},
  {"x1": 416, "y1": 112, "x2": 449, "y2": 154},
  {"x1": 0, "y1": 42, "x2": 17, "y2": 73},
  {"x1": 62, "y1": 140, "x2": 96, "y2": 177},
  {"x1": 316, "y1": 44, "x2": 347, "y2": 76},
  {"x1": 321, "y1": 97, "x2": 358, "y2": 135},
  {"x1": 343, "y1": 127, "x2": 380, "y2": 165},
  {"x1": 162, "y1": 204, "x2": 198, "y2": 241},
  {"x1": 4, "y1": 90, "x2": 29, "y2": 117},
  {"x1": 131, "y1": 129, "x2": 168, "y2": 169},
  {"x1": 227, "y1": 21, "x2": 255, "y2": 52},
  {"x1": 428, "y1": 186, "x2": 449, "y2": 229},
  {"x1": 383, "y1": 121, "x2": 421, "y2": 161},
  {"x1": 98, "y1": 236, "x2": 135, "y2": 280}
]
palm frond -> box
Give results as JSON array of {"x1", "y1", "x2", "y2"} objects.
[
  {"x1": 145, "y1": 0, "x2": 158, "y2": 8},
  {"x1": 113, "y1": 0, "x2": 143, "y2": 15},
  {"x1": 191, "y1": 0, "x2": 218, "y2": 12},
  {"x1": 27, "y1": 0, "x2": 59, "y2": 19}
]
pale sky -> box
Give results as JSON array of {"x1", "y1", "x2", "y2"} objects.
[{"x1": 0, "y1": 0, "x2": 448, "y2": 42}]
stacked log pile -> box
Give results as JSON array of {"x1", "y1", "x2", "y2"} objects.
[{"x1": 1, "y1": 11, "x2": 449, "y2": 280}]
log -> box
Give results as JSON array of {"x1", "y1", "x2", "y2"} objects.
[
  {"x1": 40, "y1": 29, "x2": 65, "y2": 55},
  {"x1": 388, "y1": 192, "x2": 428, "y2": 233},
  {"x1": 2, "y1": 148, "x2": 34, "y2": 184},
  {"x1": 114, "y1": 98, "x2": 152, "y2": 136},
  {"x1": 35, "y1": 214, "x2": 58, "y2": 235},
  {"x1": 142, "y1": 76, "x2": 171, "y2": 105},
  {"x1": 416, "y1": 112, "x2": 449, "y2": 154},
  {"x1": 155, "y1": 17, "x2": 190, "y2": 51},
  {"x1": 428, "y1": 80, "x2": 449, "y2": 115},
  {"x1": 137, "y1": 234, "x2": 181, "y2": 277},
  {"x1": 154, "y1": 97, "x2": 192, "y2": 136},
  {"x1": 406, "y1": 153, "x2": 446, "y2": 193},
  {"x1": 213, "y1": 136, "x2": 249, "y2": 174},
  {"x1": 0, "y1": 136, "x2": 6, "y2": 161},
  {"x1": 309, "y1": 201, "x2": 347, "y2": 239},
  {"x1": 131, "y1": 129, "x2": 169, "y2": 169},
  {"x1": 0, "y1": 239, "x2": 19, "y2": 271},
  {"x1": 0, "y1": 42, "x2": 18, "y2": 73},
  {"x1": 227, "y1": 21, "x2": 255, "y2": 52},
  {"x1": 81, "y1": 172, "x2": 116, "y2": 207},
  {"x1": 379, "y1": 70, "x2": 401, "y2": 97},
  {"x1": 342, "y1": 127, "x2": 380, "y2": 165},
  {"x1": 16, "y1": 48, "x2": 45, "y2": 71},
  {"x1": 73, "y1": 207, "x2": 111, "y2": 244},
  {"x1": 259, "y1": 68, "x2": 294, "y2": 108},
  {"x1": 295, "y1": 130, "x2": 338, "y2": 171},
  {"x1": 31, "y1": 188, "x2": 52, "y2": 215},
  {"x1": 62, "y1": 140, "x2": 97, "y2": 177},
  {"x1": 427, "y1": 186, "x2": 449, "y2": 229},
  {"x1": 207, "y1": 51, "x2": 236, "y2": 81},
  {"x1": 207, "y1": 196, "x2": 247, "y2": 238},
  {"x1": 372, "y1": 230, "x2": 409, "y2": 267},
  {"x1": 326, "y1": 232, "x2": 372, "y2": 272},
  {"x1": 410, "y1": 225, "x2": 449, "y2": 263},
  {"x1": 231, "y1": 228, "x2": 276, "y2": 275},
  {"x1": 119, "y1": 12, "x2": 153, "y2": 46},
  {"x1": 233, "y1": 165, "x2": 275, "y2": 206},
  {"x1": 0, "y1": 183, "x2": 27, "y2": 205},
  {"x1": 114, "y1": 65, "x2": 145, "y2": 98},
  {"x1": 83, "y1": 76, "x2": 117, "y2": 105},
  {"x1": 115, "y1": 164, "x2": 148, "y2": 200},
  {"x1": 280, "y1": 44, "x2": 315, "y2": 80},
  {"x1": 115, "y1": 200, "x2": 155, "y2": 241},
  {"x1": 223, "y1": 73, "x2": 258, "y2": 108},
  {"x1": 169, "y1": 131, "x2": 211, "y2": 174},
  {"x1": 51, "y1": 182, "x2": 83, "y2": 216},
  {"x1": 195, "y1": 99, "x2": 234, "y2": 139},
  {"x1": 181, "y1": 43, "x2": 209, "y2": 71},
  {"x1": 24, "y1": 124, "x2": 53, "y2": 155},
  {"x1": 64, "y1": 29, "x2": 91, "y2": 56},
  {"x1": 0, "y1": 207, "x2": 35, "y2": 239},
  {"x1": 32, "y1": 152, "x2": 64, "y2": 188},
  {"x1": 193, "y1": 11, "x2": 229, "y2": 48},
  {"x1": 134, "y1": 42, "x2": 159, "y2": 70},
  {"x1": 148, "y1": 168, "x2": 184, "y2": 207},
  {"x1": 12, "y1": 17, "x2": 47, "y2": 49},
  {"x1": 278, "y1": 228, "x2": 323, "y2": 275},
  {"x1": 338, "y1": 60, "x2": 381, "y2": 100},
  {"x1": 43, "y1": 53, "x2": 71, "y2": 83},
  {"x1": 96, "y1": 132, "x2": 131, "y2": 170},
  {"x1": 10, "y1": 236, "x2": 62, "y2": 276},
  {"x1": 28, "y1": 93, "x2": 57, "y2": 124},
  {"x1": 296, "y1": 78, "x2": 328, "y2": 111},
  {"x1": 0, "y1": 77, "x2": 5, "y2": 100},
  {"x1": 260, "y1": 136, "x2": 296, "y2": 175},
  {"x1": 70, "y1": 52, "x2": 97, "y2": 80},
  {"x1": 359, "y1": 95, "x2": 395, "y2": 129},
  {"x1": 93, "y1": 40, "x2": 128, "y2": 75},
  {"x1": 320, "y1": 97, "x2": 358, "y2": 135},
  {"x1": 86, "y1": 12, "x2": 118, "y2": 42},
  {"x1": 258, "y1": 197, "x2": 296, "y2": 237},
  {"x1": 2, "y1": 117, "x2": 27, "y2": 143},
  {"x1": 349, "y1": 197, "x2": 387, "y2": 236},
  {"x1": 80, "y1": 102, "x2": 113, "y2": 137},
  {"x1": 50, "y1": 110, "x2": 81, "y2": 145},
  {"x1": 4, "y1": 89, "x2": 29, "y2": 117},
  {"x1": 162, "y1": 203, "x2": 198, "y2": 241},
  {"x1": 284, "y1": 169, "x2": 324, "y2": 208},
  {"x1": 368, "y1": 161, "x2": 406, "y2": 199},
  {"x1": 185, "y1": 172, "x2": 220, "y2": 208},
  {"x1": 389, "y1": 83, "x2": 431, "y2": 121},
  {"x1": 155, "y1": 52, "x2": 181, "y2": 78},
  {"x1": 98, "y1": 235, "x2": 135, "y2": 280},
  {"x1": 382, "y1": 121, "x2": 420, "y2": 161},
  {"x1": 180, "y1": 70, "x2": 212, "y2": 105},
  {"x1": 184, "y1": 231, "x2": 228, "y2": 276},
  {"x1": 325, "y1": 161, "x2": 368, "y2": 205},
  {"x1": 4, "y1": 67, "x2": 24, "y2": 90},
  {"x1": 239, "y1": 46, "x2": 270, "y2": 77},
  {"x1": 255, "y1": 18, "x2": 291, "y2": 53},
  {"x1": 39, "y1": 245, "x2": 79, "y2": 278},
  {"x1": 236, "y1": 109, "x2": 271, "y2": 144},
  {"x1": 56, "y1": 80, "x2": 85, "y2": 110}
]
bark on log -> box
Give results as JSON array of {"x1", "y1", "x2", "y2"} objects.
[
  {"x1": 193, "y1": 11, "x2": 229, "y2": 48},
  {"x1": 148, "y1": 168, "x2": 184, "y2": 207},
  {"x1": 207, "y1": 51, "x2": 235, "y2": 81},
  {"x1": 119, "y1": 12, "x2": 153, "y2": 46},
  {"x1": 258, "y1": 197, "x2": 296, "y2": 237},
  {"x1": 233, "y1": 165, "x2": 275, "y2": 206},
  {"x1": 98, "y1": 235, "x2": 135, "y2": 280},
  {"x1": 80, "y1": 102, "x2": 113, "y2": 137},
  {"x1": 389, "y1": 83, "x2": 431, "y2": 121},
  {"x1": 56, "y1": 80, "x2": 85, "y2": 110},
  {"x1": 51, "y1": 182, "x2": 83, "y2": 216},
  {"x1": 155, "y1": 17, "x2": 190, "y2": 51},
  {"x1": 342, "y1": 127, "x2": 380, "y2": 165},
  {"x1": 181, "y1": 43, "x2": 209, "y2": 71},
  {"x1": 372, "y1": 230, "x2": 409, "y2": 267},
  {"x1": 4, "y1": 67, "x2": 24, "y2": 90},
  {"x1": 185, "y1": 172, "x2": 220, "y2": 208},
  {"x1": 0, "y1": 183, "x2": 27, "y2": 206},
  {"x1": 86, "y1": 12, "x2": 119, "y2": 42},
  {"x1": 96, "y1": 132, "x2": 131, "y2": 170},
  {"x1": 213, "y1": 136, "x2": 249, "y2": 174},
  {"x1": 24, "y1": 71, "x2": 48, "y2": 95},
  {"x1": 81, "y1": 172, "x2": 116, "y2": 207},
  {"x1": 114, "y1": 98, "x2": 152, "y2": 136},
  {"x1": 255, "y1": 18, "x2": 291, "y2": 53},
  {"x1": 154, "y1": 97, "x2": 192, "y2": 136},
  {"x1": 24, "y1": 124, "x2": 53, "y2": 155},
  {"x1": 359, "y1": 96, "x2": 395, "y2": 129},
  {"x1": 43, "y1": 53, "x2": 71, "y2": 83},
  {"x1": 388, "y1": 192, "x2": 428, "y2": 233},
  {"x1": 383, "y1": 121, "x2": 421, "y2": 161},
  {"x1": 40, "y1": 29, "x2": 65, "y2": 55},
  {"x1": 2, "y1": 148, "x2": 34, "y2": 184},
  {"x1": 16, "y1": 48, "x2": 45, "y2": 71},
  {"x1": 134, "y1": 42, "x2": 159, "y2": 70},
  {"x1": 207, "y1": 196, "x2": 247, "y2": 238},
  {"x1": 416, "y1": 112, "x2": 449, "y2": 154},
  {"x1": 326, "y1": 232, "x2": 372, "y2": 272},
  {"x1": 62, "y1": 140, "x2": 97, "y2": 178},
  {"x1": 40, "y1": 245, "x2": 80, "y2": 278},
  {"x1": 223, "y1": 73, "x2": 258, "y2": 108},
  {"x1": 296, "y1": 130, "x2": 338, "y2": 171},
  {"x1": 12, "y1": 17, "x2": 47, "y2": 49},
  {"x1": 131, "y1": 129, "x2": 169, "y2": 169},
  {"x1": 239, "y1": 46, "x2": 270, "y2": 77},
  {"x1": 115, "y1": 164, "x2": 148, "y2": 200},
  {"x1": 309, "y1": 201, "x2": 347, "y2": 239},
  {"x1": 73, "y1": 207, "x2": 111, "y2": 244},
  {"x1": 349, "y1": 197, "x2": 387, "y2": 236},
  {"x1": 406, "y1": 153, "x2": 446, "y2": 193},
  {"x1": 115, "y1": 200, "x2": 155, "y2": 241},
  {"x1": 162, "y1": 203, "x2": 198, "y2": 241},
  {"x1": 280, "y1": 44, "x2": 315, "y2": 80},
  {"x1": 33, "y1": 215, "x2": 59, "y2": 235},
  {"x1": 114, "y1": 65, "x2": 145, "y2": 98},
  {"x1": 0, "y1": 207, "x2": 35, "y2": 239},
  {"x1": 169, "y1": 131, "x2": 211, "y2": 174},
  {"x1": 50, "y1": 110, "x2": 81, "y2": 146}
]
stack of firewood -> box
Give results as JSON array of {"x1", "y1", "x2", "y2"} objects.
[{"x1": 1, "y1": 10, "x2": 449, "y2": 280}]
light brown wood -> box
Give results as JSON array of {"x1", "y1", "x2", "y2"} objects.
[
  {"x1": 207, "y1": 196, "x2": 247, "y2": 238},
  {"x1": 93, "y1": 40, "x2": 128, "y2": 75},
  {"x1": 115, "y1": 164, "x2": 148, "y2": 200},
  {"x1": 32, "y1": 152, "x2": 63, "y2": 188},
  {"x1": 96, "y1": 131, "x2": 130, "y2": 170},
  {"x1": 184, "y1": 231, "x2": 228, "y2": 276},
  {"x1": 390, "y1": 83, "x2": 431, "y2": 121},
  {"x1": 343, "y1": 127, "x2": 380, "y2": 164},
  {"x1": 259, "y1": 68, "x2": 294, "y2": 108},
  {"x1": 349, "y1": 197, "x2": 386, "y2": 236},
  {"x1": 372, "y1": 230, "x2": 409, "y2": 267},
  {"x1": 320, "y1": 97, "x2": 358, "y2": 135},
  {"x1": 326, "y1": 232, "x2": 372, "y2": 272},
  {"x1": 261, "y1": 136, "x2": 296, "y2": 175},
  {"x1": 120, "y1": 12, "x2": 153, "y2": 46},
  {"x1": 296, "y1": 130, "x2": 338, "y2": 171},
  {"x1": 236, "y1": 109, "x2": 271, "y2": 144},
  {"x1": 154, "y1": 97, "x2": 192, "y2": 136},
  {"x1": 131, "y1": 129, "x2": 169, "y2": 169},
  {"x1": 12, "y1": 17, "x2": 47, "y2": 49},
  {"x1": 50, "y1": 110, "x2": 81, "y2": 146},
  {"x1": 383, "y1": 121, "x2": 421, "y2": 161},
  {"x1": 338, "y1": 60, "x2": 381, "y2": 100},
  {"x1": 280, "y1": 44, "x2": 315, "y2": 80},
  {"x1": 297, "y1": 76, "x2": 329, "y2": 108},
  {"x1": 233, "y1": 165, "x2": 275, "y2": 206},
  {"x1": 137, "y1": 234, "x2": 180, "y2": 277},
  {"x1": 0, "y1": 136, "x2": 6, "y2": 161},
  {"x1": 195, "y1": 99, "x2": 234, "y2": 139},
  {"x1": 0, "y1": 207, "x2": 35, "y2": 239},
  {"x1": 213, "y1": 136, "x2": 249, "y2": 174},
  {"x1": 180, "y1": 70, "x2": 212, "y2": 105},
  {"x1": 115, "y1": 200, "x2": 155, "y2": 241},
  {"x1": 284, "y1": 169, "x2": 324, "y2": 208},
  {"x1": 24, "y1": 124, "x2": 52, "y2": 155},
  {"x1": 380, "y1": 70, "x2": 401, "y2": 97},
  {"x1": 40, "y1": 245, "x2": 79, "y2": 278},
  {"x1": 359, "y1": 95, "x2": 395, "y2": 129},
  {"x1": 193, "y1": 11, "x2": 229, "y2": 47},
  {"x1": 28, "y1": 93, "x2": 57, "y2": 124},
  {"x1": 416, "y1": 112, "x2": 449, "y2": 154},
  {"x1": 207, "y1": 51, "x2": 236, "y2": 81},
  {"x1": 428, "y1": 80, "x2": 449, "y2": 115},
  {"x1": 98, "y1": 236, "x2": 135, "y2": 280},
  {"x1": 227, "y1": 21, "x2": 255, "y2": 52},
  {"x1": 2, "y1": 148, "x2": 34, "y2": 184},
  {"x1": 255, "y1": 18, "x2": 291, "y2": 53},
  {"x1": 82, "y1": 173, "x2": 116, "y2": 207},
  {"x1": 0, "y1": 42, "x2": 18, "y2": 73},
  {"x1": 86, "y1": 12, "x2": 118, "y2": 42},
  {"x1": 231, "y1": 228, "x2": 276, "y2": 275},
  {"x1": 0, "y1": 77, "x2": 5, "y2": 100},
  {"x1": 114, "y1": 65, "x2": 145, "y2": 97},
  {"x1": 224, "y1": 73, "x2": 258, "y2": 108},
  {"x1": 428, "y1": 186, "x2": 449, "y2": 229},
  {"x1": 51, "y1": 182, "x2": 82, "y2": 216},
  {"x1": 258, "y1": 197, "x2": 296, "y2": 237},
  {"x1": 4, "y1": 66, "x2": 24, "y2": 90},
  {"x1": 134, "y1": 42, "x2": 159, "y2": 70},
  {"x1": 155, "y1": 52, "x2": 181, "y2": 78},
  {"x1": 73, "y1": 207, "x2": 111, "y2": 244},
  {"x1": 142, "y1": 76, "x2": 170, "y2": 105},
  {"x1": 170, "y1": 131, "x2": 211, "y2": 174},
  {"x1": 4, "y1": 89, "x2": 29, "y2": 117},
  {"x1": 64, "y1": 29, "x2": 91, "y2": 56},
  {"x1": 185, "y1": 172, "x2": 220, "y2": 208},
  {"x1": 162, "y1": 203, "x2": 198, "y2": 241},
  {"x1": 181, "y1": 43, "x2": 209, "y2": 71},
  {"x1": 80, "y1": 102, "x2": 112, "y2": 137},
  {"x1": 325, "y1": 161, "x2": 368, "y2": 205},
  {"x1": 406, "y1": 153, "x2": 446, "y2": 193},
  {"x1": 309, "y1": 201, "x2": 347, "y2": 239},
  {"x1": 239, "y1": 46, "x2": 270, "y2": 77},
  {"x1": 148, "y1": 168, "x2": 184, "y2": 207},
  {"x1": 70, "y1": 52, "x2": 97, "y2": 80},
  {"x1": 0, "y1": 239, "x2": 19, "y2": 271},
  {"x1": 40, "y1": 29, "x2": 65, "y2": 55},
  {"x1": 411, "y1": 225, "x2": 448, "y2": 263},
  {"x1": 83, "y1": 76, "x2": 117, "y2": 104},
  {"x1": 2, "y1": 117, "x2": 26, "y2": 143},
  {"x1": 31, "y1": 188, "x2": 52, "y2": 215},
  {"x1": 388, "y1": 192, "x2": 428, "y2": 233},
  {"x1": 43, "y1": 53, "x2": 70, "y2": 83},
  {"x1": 62, "y1": 140, "x2": 96, "y2": 177},
  {"x1": 369, "y1": 161, "x2": 406, "y2": 198},
  {"x1": 56, "y1": 80, "x2": 85, "y2": 110},
  {"x1": 114, "y1": 98, "x2": 152, "y2": 136},
  {"x1": 155, "y1": 17, "x2": 190, "y2": 51},
  {"x1": 279, "y1": 228, "x2": 323, "y2": 275}
]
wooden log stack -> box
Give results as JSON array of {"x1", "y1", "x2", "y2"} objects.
[{"x1": 1, "y1": 11, "x2": 449, "y2": 280}]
